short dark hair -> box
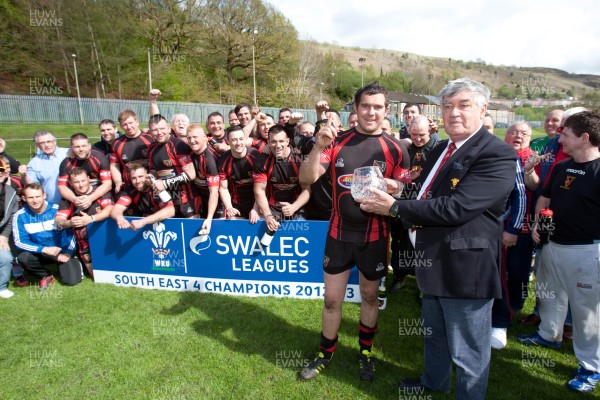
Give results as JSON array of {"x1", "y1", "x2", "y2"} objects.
[
  {"x1": 268, "y1": 125, "x2": 286, "y2": 138},
  {"x1": 225, "y1": 125, "x2": 244, "y2": 139},
  {"x1": 207, "y1": 111, "x2": 224, "y2": 121},
  {"x1": 403, "y1": 103, "x2": 422, "y2": 113},
  {"x1": 68, "y1": 167, "x2": 88, "y2": 179},
  {"x1": 70, "y1": 133, "x2": 88, "y2": 144},
  {"x1": 234, "y1": 103, "x2": 252, "y2": 115},
  {"x1": 279, "y1": 107, "x2": 291, "y2": 115},
  {"x1": 98, "y1": 119, "x2": 116, "y2": 128},
  {"x1": 564, "y1": 111, "x2": 600, "y2": 146},
  {"x1": 148, "y1": 114, "x2": 168, "y2": 127},
  {"x1": 354, "y1": 82, "x2": 388, "y2": 108}
]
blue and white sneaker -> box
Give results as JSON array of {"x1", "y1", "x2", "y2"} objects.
[
  {"x1": 567, "y1": 366, "x2": 600, "y2": 393},
  {"x1": 517, "y1": 333, "x2": 561, "y2": 350}
]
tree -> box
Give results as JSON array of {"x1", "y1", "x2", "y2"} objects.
[{"x1": 196, "y1": 0, "x2": 299, "y2": 103}]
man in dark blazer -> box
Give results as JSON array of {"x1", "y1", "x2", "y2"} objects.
[{"x1": 358, "y1": 78, "x2": 516, "y2": 399}]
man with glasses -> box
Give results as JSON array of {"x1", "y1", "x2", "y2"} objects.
[
  {"x1": 491, "y1": 123, "x2": 530, "y2": 349},
  {"x1": 25, "y1": 130, "x2": 69, "y2": 204}
]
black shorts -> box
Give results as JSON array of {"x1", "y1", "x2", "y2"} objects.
[{"x1": 323, "y1": 235, "x2": 389, "y2": 281}]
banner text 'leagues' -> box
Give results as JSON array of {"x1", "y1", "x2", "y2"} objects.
[{"x1": 89, "y1": 218, "x2": 361, "y2": 302}]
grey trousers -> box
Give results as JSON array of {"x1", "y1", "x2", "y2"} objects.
[
  {"x1": 537, "y1": 241, "x2": 600, "y2": 372},
  {"x1": 420, "y1": 295, "x2": 493, "y2": 400}
]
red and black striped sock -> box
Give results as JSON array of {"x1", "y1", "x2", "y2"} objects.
[
  {"x1": 319, "y1": 332, "x2": 337, "y2": 360},
  {"x1": 358, "y1": 321, "x2": 378, "y2": 353}
]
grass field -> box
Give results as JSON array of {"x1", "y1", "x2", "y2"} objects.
[
  {"x1": 2, "y1": 272, "x2": 596, "y2": 400},
  {"x1": 1, "y1": 123, "x2": 591, "y2": 400}
]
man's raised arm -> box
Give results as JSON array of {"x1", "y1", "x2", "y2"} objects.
[{"x1": 299, "y1": 116, "x2": 336, "y2": 187}]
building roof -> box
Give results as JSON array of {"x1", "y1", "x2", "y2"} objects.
[
  {"x1": 421, "y1": 95, "x2": 441, "y2": 105},
  {"x1": 488, "y1": 102, "x2": 513, "y2": 111}
]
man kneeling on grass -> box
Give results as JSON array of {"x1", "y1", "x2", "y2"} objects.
[
  {"x1": 12, "y1": 183, "x2": 77, "y2": 290},
  {"x1": 110, "y1": 162, "x2": 175, "y2": 230},
  {"x1": 55, "y1": 168, "x2": 114, "y2": 279}
]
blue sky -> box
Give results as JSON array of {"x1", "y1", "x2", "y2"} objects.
[{"x1": 267, "y1": 0, "x2": 600, "y2": 75}]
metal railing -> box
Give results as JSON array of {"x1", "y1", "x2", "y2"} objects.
[{"x1": 0, "y1": 94, "x2": 348, "y2": 125}]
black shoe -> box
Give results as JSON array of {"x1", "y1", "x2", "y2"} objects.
[
  {"x1": 299, "y1": 352, "x2": 331, "y2": 380},
  {"x1": 389, "y1": 277, "x2": 406, "y2": 293},
  {"x1": 399, "y1": 377, "x2": 427, "y2": 391},
  {"x1": 520, "y1": 313, "x2": 541, "y2": 326},
  {"x1": 358, "y1": 349, "x2": 375, "y2": 382}
]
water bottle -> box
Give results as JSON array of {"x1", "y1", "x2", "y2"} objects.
[
  {"x1": 148, "y1": 174, "x2": 172, "y2": 203},
  {"x1": 377, "y1": 276, "x2": 387, "y2": 310},
  {"x1": 536, "y1": 208, "x2": 553, "y2": 248}
]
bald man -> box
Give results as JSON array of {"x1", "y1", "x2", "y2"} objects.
[
  {"x1": 389, "y1": 115, "x2": 440, "y2": 292},
  {"x1": 530, "y1": 109, "x2": 564, "y2": 154}
]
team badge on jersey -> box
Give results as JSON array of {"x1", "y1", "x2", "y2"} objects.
[
  {"x1": 373, "y1": 160, "x2": 386, "y2": 173},
  {"x1": 561, "y1": 176, "x2": 575, "y2": 189},
  {"x1": 335, "y1": 158, "x2": 344, "y2": 167},
  {"x1": 163, "y1": 160, "x2": 173, "y2": 167}
]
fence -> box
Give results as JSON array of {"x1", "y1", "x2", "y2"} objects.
[{"x1": 0, "y1": 95, "x2": 348, "y2": 125}]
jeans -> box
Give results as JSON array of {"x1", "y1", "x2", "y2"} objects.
[
  {"x1": 421, "y1": 295, "x2": 493, "y2": 399},
  {"x1": 0, "y1": 249, "x2": 14, "y2": 291}
]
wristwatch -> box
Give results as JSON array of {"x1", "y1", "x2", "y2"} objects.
[{"x1": 389, "y1": 201, "x2": 400, "y2": 219}]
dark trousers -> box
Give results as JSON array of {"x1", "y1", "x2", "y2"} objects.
[
  {"x1": 391, "y1": 221, "x2": 416, "y2": 279},
  {"x1": 17, "y1": 252, "x2": 55, "y2": 279},
  {"x1": 492, "y1": 233, "x2": 534, "y2": 327},
  {"x1": 506, "y1": 233, "x2": 534, "y2": 311},
  {"x1": 492, "y1": 247, "x2": 511, "y2": 328}
]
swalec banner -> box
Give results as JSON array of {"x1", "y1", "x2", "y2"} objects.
[{"x1": 89, "y1": 218, "x2": 361, "y2": 302}]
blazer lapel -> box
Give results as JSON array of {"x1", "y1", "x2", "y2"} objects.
[{"x1": 427, "y1": 128, "x2": 491, "y2": 194}]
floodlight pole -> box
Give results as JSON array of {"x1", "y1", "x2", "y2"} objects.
[{"x1": 72, "y1": 54, "x2": 84, "y2": 125}]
